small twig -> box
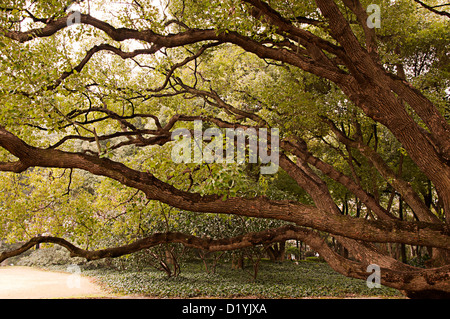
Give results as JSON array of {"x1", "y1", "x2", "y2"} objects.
[{"x1": 63, "y1": 168, "x2": 73, "y2": 196}]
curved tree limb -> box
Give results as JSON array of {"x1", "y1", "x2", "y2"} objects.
[
  {"x1": 0, "y1": 126, "x2": 449, "y2": 249},
  {"x1": 1, "y1": 13, "x2": 351, "y2": 84},
  {"x1": 0, "y1": 225, "x2": 302, "y2": 262},
  {"x1": 1, "y1": 224, "x2": 449, "y2": 295},
  {"x1": 413, "y1": 0, "x2": 450, "y2": 17}
]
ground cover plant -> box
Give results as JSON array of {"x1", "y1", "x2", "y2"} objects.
[{"x1": 86, "y1": 260, "x2": 401, "y2": 298}]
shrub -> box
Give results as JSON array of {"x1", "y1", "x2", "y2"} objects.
[{"x1": 84, "y1": 259, "x2": 401, "y2": 298}]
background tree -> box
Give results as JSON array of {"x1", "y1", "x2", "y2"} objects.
[{"x1": 0, "y1": 0, "x2": 449, "y2": 298}]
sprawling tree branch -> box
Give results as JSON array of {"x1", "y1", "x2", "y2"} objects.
[
  {"x1": 1, "y1": 12, "x2": 352, "y2": 85},
  {"x1": 0, "y1": 225, "x2": 304, "y2": 262},
  {"x1": 0, "y1": 125, "x2": 448, "y2": 249},
  {"x1": 413, "y1": 0, "x2": 450, "y2": 17},
  {"x1": 1, "y1": 224, "x2": 449, "y2": 295},
  {"x1": 47, "y1": 43, "x2": 162, "y2": 91}
]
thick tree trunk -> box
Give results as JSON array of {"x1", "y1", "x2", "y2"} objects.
[
  {"x1": 232, "y1": 253, "x2": 245, "y2": 270},
  {"x1": 266, "y1": 241, "x2": 286, "y2": 261}
]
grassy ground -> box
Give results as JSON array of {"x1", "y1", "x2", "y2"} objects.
[{"x1": 79, "y1": 260, "x2": 402, "y2": 299}]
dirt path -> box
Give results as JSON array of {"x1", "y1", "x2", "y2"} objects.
[{"x1": 0, "y1": 266, "x2": 112, "y2": 299}]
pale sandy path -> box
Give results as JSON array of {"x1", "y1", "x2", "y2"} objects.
[{"x1": 0, "y1": 266, "x2": 112, "y2": 299}]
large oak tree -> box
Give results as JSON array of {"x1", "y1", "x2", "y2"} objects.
[{"x1": 0, "y1": 0, "x2": 449, "y2": 298}]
